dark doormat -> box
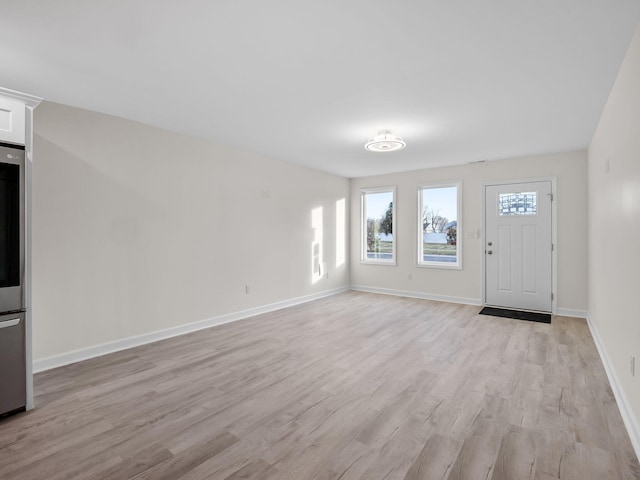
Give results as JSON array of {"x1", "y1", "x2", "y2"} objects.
[{"x1": 479, "y1": 306, "x2": 551, "y2": 324}]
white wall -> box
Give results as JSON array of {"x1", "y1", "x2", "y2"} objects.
[
  {"x1": 588, "y1": 23, "x2": 640, "y2": 449},
  {"x1": 32, "y1": 102, "x2": 350, "y2": 361},
  {"x1": 350, "y1": 151, "x2": 588, "y2": 312}
]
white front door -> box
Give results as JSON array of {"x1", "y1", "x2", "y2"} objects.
[{"x1": 485, "y1": 181, "x2": 552, "y2": 312}]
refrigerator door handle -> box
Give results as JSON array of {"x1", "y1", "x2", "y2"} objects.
[{"x1": 0, "y1": 318, "x2": 20, "y2": 329}]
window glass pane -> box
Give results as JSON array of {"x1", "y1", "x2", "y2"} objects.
[
  {"x1": 420, "y1": 185, "x2": 459, "y2": 266},
  {"x1": 362, "y1": 190, "x2": 394, "y2": 262},
  {"x1": 498, "y1": 192, "x2": 537, "y2": 216}
]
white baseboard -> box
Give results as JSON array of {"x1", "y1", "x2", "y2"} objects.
[
  {"x1": 33, "y1": 286, "x2": 350, "y2": 373},
  {"x1": 555, "y1": 307, "x2": 588, "y2": 318},
  {"x1": 586, "y1": 314, "x2": 640, "y2": 461},
  {"x1": 350, "y1": 284, "x2": 482, "y2": 306}
]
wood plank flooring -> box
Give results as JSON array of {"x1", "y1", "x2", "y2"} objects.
[{"x1": 1, "y1": 291, "x2": 638, "y2": 479}]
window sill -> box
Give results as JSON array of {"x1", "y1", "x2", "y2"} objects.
[
  {"x1": 416, "y1": 262, "x2": 462, "y2": 270},
  {"x1": 361, "y1": 260, "x2": 397, "y2": 266}
]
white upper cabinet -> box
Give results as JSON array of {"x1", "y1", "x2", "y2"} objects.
[
  {"x1": 0, "y1": 96, "x2": 26, "y2": 145},
  {"x1": 0, "y1": 88, "x2": 42, "y2": 147}
]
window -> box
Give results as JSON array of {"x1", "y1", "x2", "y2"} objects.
[
  {"x1": 361, "y1": 187, "x2": 396, "y2": 264},
  {"x1": 498, "y1": 191, "x2": 537, "y2": 216},
  {"x1": 418, "y1": 183, "x2": 461, "y2": 268}
]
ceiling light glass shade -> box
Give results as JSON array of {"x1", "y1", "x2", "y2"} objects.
[{"x1": 364, "y1": 130, "x2": 406, "y2": 152}]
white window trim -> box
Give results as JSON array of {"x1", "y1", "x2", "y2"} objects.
[
  {"x1": 360, "y1": 186, "x2": 397, "y2": 266},
  {"x1": 416, "y1": 181, "x2": 462, "y2": 270}
]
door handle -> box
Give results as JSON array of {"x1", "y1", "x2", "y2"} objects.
[
  {"x1": 487, "y1": 250, "x2": 493, "y2": 255},
  {"x1": 0, "y1": 318, "x2": 20, "y2": 329}
]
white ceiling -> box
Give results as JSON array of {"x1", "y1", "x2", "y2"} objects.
[{"x1": 1, "y1": 1, "x2": 639, "y2": 178}]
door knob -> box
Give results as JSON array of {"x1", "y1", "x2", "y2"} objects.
[
  {"x1": 487, "y1": 250, "x2": 493, "y2": 255},
  {"x1": 487, "y1": 242, "x2": 492, "y2": 246}
]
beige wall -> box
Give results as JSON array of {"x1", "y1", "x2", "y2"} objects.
[
  {"x1": 350, "y1": 151, "x2": 588, "y2": 312},
  {"x1": 32, "y1": 102, "x2": 350, "y2": 360},
  {"x1": 588, "y1": 24, "x2": 640, "y2": 439}
]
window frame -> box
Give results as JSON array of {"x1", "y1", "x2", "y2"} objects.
[
  {"x1": 360, "y1": 186, "x2": 397, "y2": 266},
  {"x1": 417, "y1": 181, "x2": 462, "y2": 269}
]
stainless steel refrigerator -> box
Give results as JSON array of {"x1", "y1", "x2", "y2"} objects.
[{"x1": 0, "y1": 142, "x2": 26, "y2": 416}]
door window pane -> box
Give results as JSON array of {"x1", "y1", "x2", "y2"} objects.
[{"x1": 498, "y1": 192, "x2": 537, "y2": 216}]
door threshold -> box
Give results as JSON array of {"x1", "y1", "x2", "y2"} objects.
[{"x1": 479, "y1": 306, "x2": 551, "y2": 324}]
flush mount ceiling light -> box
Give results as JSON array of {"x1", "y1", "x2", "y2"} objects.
[{"x1": 364, "y1": 130, "x2": 406, "y2": 153}]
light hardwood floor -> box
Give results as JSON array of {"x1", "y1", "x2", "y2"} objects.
[{"x1": 1, "y1": 291, "x2": 638, "y2": 479}]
